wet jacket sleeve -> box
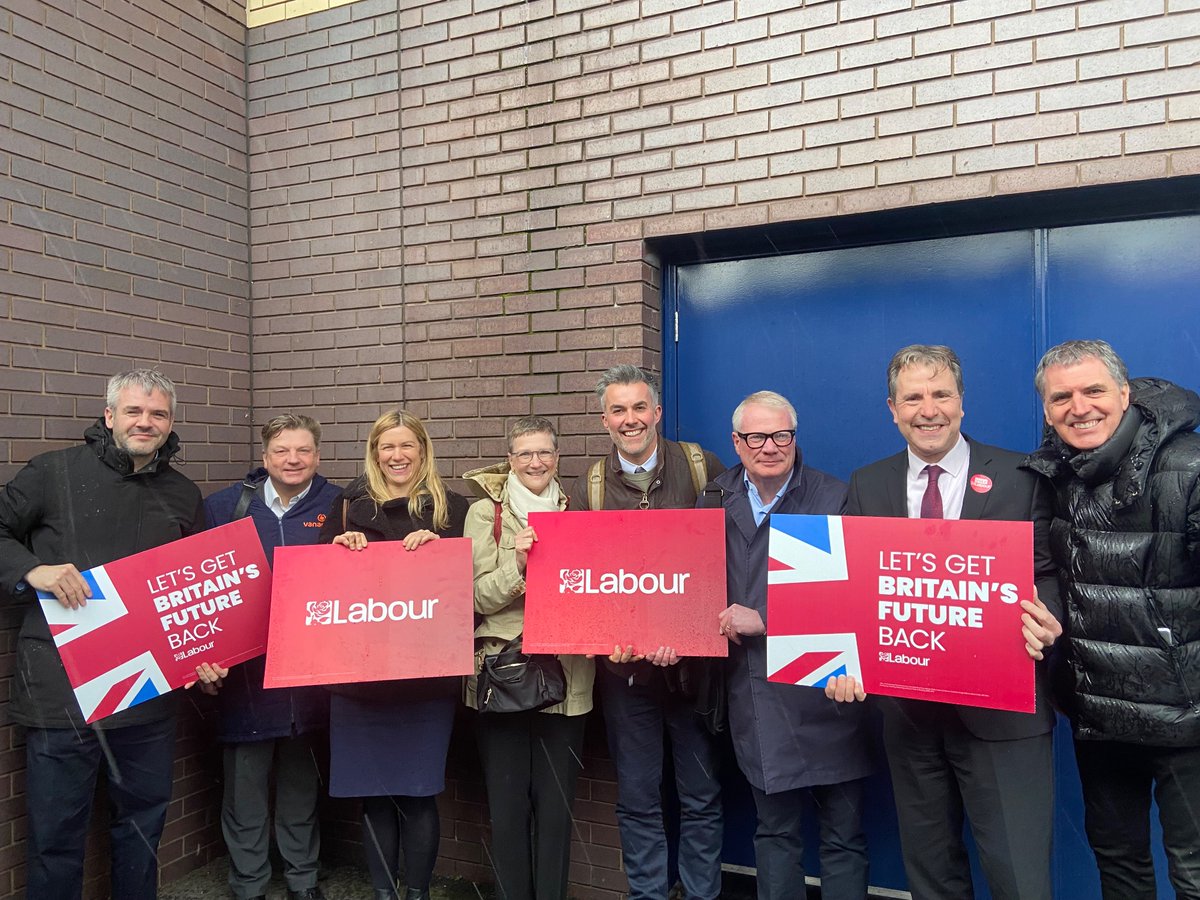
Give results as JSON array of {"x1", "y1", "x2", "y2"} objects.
[
  {"x1": 0, "y1": 459, "x2": 48, "y2": 596},
  {"x1": 465, "y1": 498, "x2": 525, "y2": 616}
]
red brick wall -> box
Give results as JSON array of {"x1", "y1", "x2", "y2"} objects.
[{"x1": 0, "y1": 0, "x2": 248, "y2": 894}]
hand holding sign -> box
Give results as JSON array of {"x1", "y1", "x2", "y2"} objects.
[
  {"x1": 718, "y1": 603, "x2": 766, "y2": 646},
  {"x1": 824, "y1": 674, "x2": 867, "y2": 703},
  {"x1": 26, "y1": 563, "x2": 91, "y2": 609},
  {"x1": 1020, "y1": 589, "x2": 1061, "y2": 660}
]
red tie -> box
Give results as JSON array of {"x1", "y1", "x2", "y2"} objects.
[{"x1": 920, "y1": 465, "x2": 944, "y2": 519}]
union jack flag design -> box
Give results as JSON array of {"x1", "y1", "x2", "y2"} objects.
[
  {"x1": 39, "y1": 567, "x2": 170, "y2": 720},
  {"x1": 32, "y1": 519, "x2": 275, "y2": 723},
  {"x1": 73, "y1": 651, "x2": 172, "y2": 722},
  {"x1": 39, "y1": 566, "x2": 130, "y2": 644},
  {"x1": 766, "y1": 515, "x2": 862, "y2": 687}
]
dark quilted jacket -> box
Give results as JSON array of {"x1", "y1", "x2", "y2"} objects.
[{"x1": 1023, "y1": 378, "x2": 1200, "y2": 746}]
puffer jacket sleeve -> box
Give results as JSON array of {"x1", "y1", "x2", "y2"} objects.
[
  {"x1": 465, "y1": 497, "x2": 525, "y2": 616},
  {"x1": 1189, "y1": 469, "x2": 1200, "y2": 569},
  {"x1": 0, "y1": 457, "x2": 48, "y2": 595}
]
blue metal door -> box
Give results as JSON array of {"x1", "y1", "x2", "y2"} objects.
[{"x1": 664, "y1": 214, "x2": 1200, "y2": 897}]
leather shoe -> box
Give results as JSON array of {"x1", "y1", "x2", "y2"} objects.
[
  {"x1": 374, "y1": 890, "x2": 397, "y2": 900},
  {"x1": 288, "y1": 889, "x2": 327, "y2": 900},
  {"x1": 404, "y1": 890, "x2": 431, "y2": 900}
]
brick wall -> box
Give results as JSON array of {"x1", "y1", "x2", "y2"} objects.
[
  {"x1": 0, "y1": 0, "x2": 248, "y2": 894},
  {"x1": 249, "y1": 0, "x2": 1200, "y2": 486},
  {"x1": 3, "y1": 0, "x2": 1199, "y2": 895},
  {"x1": 242, "y1": 2, "x2": 1199, "y2": 895}
]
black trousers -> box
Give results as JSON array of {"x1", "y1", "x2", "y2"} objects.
[
  {"x1": 1075, "y1": 738, "x2": 1200, "y2": 899},
  {"x1": 477, "y1": 710, "x2": 587, "y2": 900},
  {"x1": 361, "y1": 794, "x2": 440, "y2": 894},
  {"x1": 883, "y1": 705, "x2": 1054, "y2": 900}
]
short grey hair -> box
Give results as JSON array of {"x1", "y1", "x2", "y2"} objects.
[
  {"x1": 1034, "y1": 340, "x2": 1129, "y2": 396},
  {"x1": 106, "y1": 370, "x2": 178, "y2": 416},
  {"x1": 261, "y1": 413, "x2": 322, "y2": 450},
  {"x1": 507, "y1": 415, "x2": 558, "y2": 452},
  {"x1": 594, "y1": 364, "x2": 659, "y2": 407},
  {"x1": 887, "y1": 345, "x2": 964, "y2": 400},
  {"x1": 732, "y1": 391, "x2": 798, "y2": 431}
]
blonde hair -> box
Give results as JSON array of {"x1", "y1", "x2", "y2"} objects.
[{"x1": 363, "y1": 410, "x2": 450, "y2": 531}]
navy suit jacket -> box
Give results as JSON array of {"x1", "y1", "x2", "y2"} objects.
[{"x1": 847, "y1": 438, "x2": 1060, "y2": 740}]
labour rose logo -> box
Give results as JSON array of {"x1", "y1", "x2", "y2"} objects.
[
  {"x1": 306, "y1": 600, "x2": 333, "y2": 625},
  {"x1": 560, "y1": 569, "x2": 585, "y2": 593}
]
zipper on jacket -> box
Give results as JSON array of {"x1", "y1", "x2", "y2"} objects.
[{"x1": 1146, "y1": 589, "x2": 1195, "y2": 709}]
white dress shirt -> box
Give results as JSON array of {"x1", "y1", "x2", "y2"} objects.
[
  {"x1": 263, "y1": 478, "x2": 313, "y2": 520},
  {"x1": 904, "y1": 435, "x2": 969, "y2": 520}
]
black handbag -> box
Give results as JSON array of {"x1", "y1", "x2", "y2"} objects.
[{"x1": 477, "y1": 635, "x2": 566, "y2": 714}]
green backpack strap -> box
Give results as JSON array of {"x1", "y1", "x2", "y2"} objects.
[
  {"x1": 587, "y1": 458, "x2": 606, "y2": 510},
  {"x1": 678, "y1": 441, "x2": 708, "y2": 497}
]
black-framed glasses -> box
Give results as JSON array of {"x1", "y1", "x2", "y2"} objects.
[
  {"x1": 510, "y1": 449, "x2": 557, "y2": 464},
  {"x1": 736, "y1": 430, "x2": 796, "y2": 449}
]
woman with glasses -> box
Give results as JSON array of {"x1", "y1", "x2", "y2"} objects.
[
  {"x1": 320, "y1": 410, "x2": 470, "y2": 900},
  {"x1": 463, "y1": 416, "x2": 595, "y2": 900}
]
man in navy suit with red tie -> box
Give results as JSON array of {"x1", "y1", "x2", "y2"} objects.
[{"x1": 826, "y1": 345, "x2": 1063, "y2": 900}]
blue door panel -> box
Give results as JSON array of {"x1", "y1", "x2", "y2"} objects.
[
  {"x1": 1047, "y1": 217, "x2": 1200, "y2": 387},
  {"x1": 672, "y1": 232, "x2": 1041, "y2": 482},
  {"x1": 666, "y1": 213, "x2": 1200, "y2": 898}
]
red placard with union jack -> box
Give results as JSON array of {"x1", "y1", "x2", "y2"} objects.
[
  {"x1": 38, "y1": 517, "x2": 273, "y2": 723},
  {"x1": 766, "y1": 514, "x2": 1035, "y2": 713}
]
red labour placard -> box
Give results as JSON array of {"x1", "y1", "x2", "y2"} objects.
[
  {"x1": 262, "y1": 537, "x2": 475, "y2": 688},
  {"x1": 38, "y1": 517, "x2": 273, "y2": 723},
  {"x1": 522, "y1": 509, "x2": 728, "y2": 657},
  {"x1": 766, "y1": 514, "x2": 1035, "y2": 713}
]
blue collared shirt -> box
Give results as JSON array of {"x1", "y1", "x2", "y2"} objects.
[
  {"x1": 618, "y1": 446, "x2": 659, "y2": 475},
  {"x1": 745, "y1": 472, "x2": 786, "y2": 526}
]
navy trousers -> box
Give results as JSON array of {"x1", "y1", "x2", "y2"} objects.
[
  {"x1": 749, "y1": 780, "x2": 868, "y2": 900},
  {"x1": 598, "y1": 666, "x2": 722, "y2": 900},
  {"x1": 25, "y1": 716, "x2": 177, "y2": 900}
]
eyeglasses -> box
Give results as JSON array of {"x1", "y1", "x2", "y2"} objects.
[
  {"x1": 510, "y1": 449, "x2": 557, "y2": 464},
  {"x1": 736, "y1": 430, "x2": 796, "y2": 449}
]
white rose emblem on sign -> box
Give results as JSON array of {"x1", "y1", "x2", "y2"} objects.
[
  {"x1": 559, "y1": 569, "x2": 585, "y2": 593},
  {"x1": 306, "y1": 600, "x2": 334, "y2": 625}
]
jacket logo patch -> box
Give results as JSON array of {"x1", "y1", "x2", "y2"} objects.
[{"x1": 969, "y1": 474, "x2": 993, "y2": 494}]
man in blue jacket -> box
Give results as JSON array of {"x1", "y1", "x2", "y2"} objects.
[
  {"x1": 711, "y1": 391, "x2": 873, "y2": 900},
  {"x1": 204, "y1": 414, "x2": 341, "y2": 900}
]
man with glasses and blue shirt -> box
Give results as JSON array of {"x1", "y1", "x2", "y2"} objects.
[
  {"x1": 826, "y1": 345, "x2": 1062, "y2": 900},
  {"x1": 708, "y1": 391, "x2": 873, "y2": 900},
  {"x1": 569, "y1": 364, "x2": 726, "y2": 900}
]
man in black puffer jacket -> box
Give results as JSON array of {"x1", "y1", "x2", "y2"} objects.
[{"x1": 1023, "y1": 339, "x2": 1200, "y2": 900}]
